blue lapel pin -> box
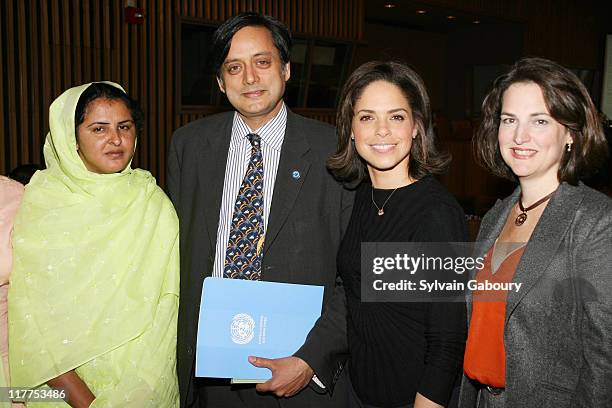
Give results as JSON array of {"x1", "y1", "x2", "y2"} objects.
[{"x1": 292, "y1": 170, "x2": 300, "y2": 180}]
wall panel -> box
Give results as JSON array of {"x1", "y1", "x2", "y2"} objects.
[{"x1": 1, "y1": 0, "x2": 364, "y2": 185}]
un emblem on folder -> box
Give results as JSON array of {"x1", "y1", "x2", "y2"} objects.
[{"x1": 230, "y1": 313, "x2": 256, "y2": 345}]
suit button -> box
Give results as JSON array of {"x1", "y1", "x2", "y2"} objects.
[{"x1": 187, "y1": 346, "x2": 193, "y2": 355}]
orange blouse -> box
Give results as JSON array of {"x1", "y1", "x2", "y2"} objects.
[{"x1": 463, "y1": 245, "x2": 525, "y2": 388}]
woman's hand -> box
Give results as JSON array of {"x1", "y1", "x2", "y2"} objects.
[
  {"x1": 47, "y1": 370, "x2": 95, "y2": 408},
  {"x1": 414, "y1": 392, "x2": 444, "y2": 408}
]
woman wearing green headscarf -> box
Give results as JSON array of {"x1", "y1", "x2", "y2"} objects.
[{"x1": 8, "y1": 82, "x2": 179, "y2": 407}]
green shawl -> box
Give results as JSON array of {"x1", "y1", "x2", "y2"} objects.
[{"x1": 9, "y1": 83, "x2": 179, "y2": 407}]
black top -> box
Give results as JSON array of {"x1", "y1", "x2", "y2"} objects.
[{"x1": 338, "y1": 176, "x2": 467, "y2": 407}]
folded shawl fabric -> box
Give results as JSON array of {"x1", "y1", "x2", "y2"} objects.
[{"x1": 8, "y1": 83, "x2": 180, "y2": 407}]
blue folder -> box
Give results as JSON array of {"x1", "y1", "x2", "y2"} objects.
[{"x1": 195, "y1": 277, "x2": 324, "y2": 380}]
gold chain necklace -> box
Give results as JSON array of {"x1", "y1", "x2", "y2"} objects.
[{"x1": 371, "y1": 186, "x2": 399, "y2": 216}]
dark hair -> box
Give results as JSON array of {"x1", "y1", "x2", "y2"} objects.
[
  {"x1": 75, "y1": 83, "x2": 144, "y2": 135},
  {"x1": 475, "y1": 57, "x2": 608, "y2": 185},
  {"x1": 211, "y1": 12, "x2": 292, "y2": 78},
  {"x1": 9, "y1": 163, "x2": 43, "y2": 185},
  {"x1": 327, "y1": 61, "x2": 449, "y2": 185}
]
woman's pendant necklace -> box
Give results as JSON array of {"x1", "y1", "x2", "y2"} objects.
[
  {"x1": 515, "y1": 190, "x2": 556, "y2": 226},
  {"x1": 371, "y1": 186, "x2": 399, "y2": 216}
]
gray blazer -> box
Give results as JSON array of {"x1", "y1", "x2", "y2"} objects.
[
  {"x1": 459, "y1": 182, "x2": 612, "y2": 408},
  {"x1": 167, "y1": 110, "x2": 353, "y2": 408}
]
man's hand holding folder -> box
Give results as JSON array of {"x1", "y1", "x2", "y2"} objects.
[{"x1": 249, "y1": 355, "x2": 314, "y2": 397}]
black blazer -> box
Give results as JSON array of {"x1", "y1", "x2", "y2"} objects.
[{"x1": 167, "y1": 109, "x2": 353, "y2": 407}]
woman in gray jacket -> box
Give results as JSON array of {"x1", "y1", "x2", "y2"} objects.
[{"x1": 460, "y1": 57, "x2": 611, "y2": 408}]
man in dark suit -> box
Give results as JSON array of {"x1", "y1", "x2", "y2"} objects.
[{"x1": 167, "y1": 12, "x2": 352, "y2": 408}]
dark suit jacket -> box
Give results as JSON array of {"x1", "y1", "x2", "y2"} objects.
[
  {"x1": 167, "y1": 110, "x2": 353, "y2": 407},
  {"x1": 459, "y1": 182, "x2": 612, "y2": 408}
]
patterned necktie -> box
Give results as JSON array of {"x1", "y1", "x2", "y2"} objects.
[{"x1": 224, "y1": 133, "x2": 264, "y2": 279}]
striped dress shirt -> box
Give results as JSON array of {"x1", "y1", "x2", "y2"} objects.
[{"x1": 212, "y1": 104, "x2": 287, "y2": 278}]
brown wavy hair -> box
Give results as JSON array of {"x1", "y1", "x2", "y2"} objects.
[
  {"x1": 327, "y1": 61, "x2": 449, "y2": 185},
  {"x1": 475, "y1": 57, "x2": 608, "y2": 185}
]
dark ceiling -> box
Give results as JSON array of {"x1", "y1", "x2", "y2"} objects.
[
  {"x1": 364, "y1": 0, "x2": 513, "y2": 31},
  {"x1": 364, "y1": 0, "x2": 612, "y2": 33}
]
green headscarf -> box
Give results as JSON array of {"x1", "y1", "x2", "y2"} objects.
[{"x1": 9, "y1": 83, "x2": 179, "y2": 407}]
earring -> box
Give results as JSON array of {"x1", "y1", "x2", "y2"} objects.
[
  {"x1": 566, "y1": 143, "x2": 572, "y2": 152},
  {"x1": 350, "y1": 135, "x2": 355, "y2": 141}
]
